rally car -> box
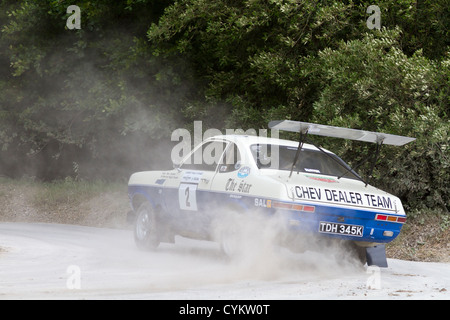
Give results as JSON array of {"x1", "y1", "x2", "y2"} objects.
[{"x1": 127, "y1": 121, "x2": 415, "y2": 267}]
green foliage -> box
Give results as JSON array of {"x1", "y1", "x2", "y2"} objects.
[
  {"x1": 147, "y1": 0, "x2": 358, "y2": 129},
  {"x1": 32, "y1": 177, "x2": 124, "y2": 209},
  {"x1": 310, "y1": 29, "x2": 449, "y2": 213},
  {"x1": 0, "y1": 0, "x2": 448, "y2": 215},
  {"x1": 0, "y1": 0, "x2": 177, "y2": 179}
]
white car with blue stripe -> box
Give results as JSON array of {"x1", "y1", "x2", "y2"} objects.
[{"x1": 128, "y1": 121, "x2": 415, "y2": 267}]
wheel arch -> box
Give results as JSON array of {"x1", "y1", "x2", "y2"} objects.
[
  {"x1": 131, "y1": 193, "x2": 156, "y2": 212},
  {"x1": 225, "y1": 198, "x2": 249, "y2": 213}
]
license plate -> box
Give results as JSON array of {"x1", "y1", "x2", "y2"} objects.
[{"x1": 319, "y1": 222, "x2": 364, "y2": 237}]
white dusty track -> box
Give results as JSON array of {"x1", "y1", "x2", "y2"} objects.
[{"x1": 0, "y1": 222, "x2": 448, "y2": 300}]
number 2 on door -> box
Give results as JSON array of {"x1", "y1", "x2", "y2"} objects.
[
  {"x1": 179, "y1": 184, "x2": 197, "y2": 211},
  {"x1": 185, "y1": 186, "x2": 190, "y2": 207}
]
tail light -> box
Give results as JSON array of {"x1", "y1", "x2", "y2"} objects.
[
  {"x1": 272, "y1": 201, "x2": 315, "y2": 213},
  {"x1": 375, "y1": 214, "x2": 406, "y2": 224}
]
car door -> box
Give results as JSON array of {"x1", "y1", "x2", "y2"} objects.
[
  {"x1": 210, "y1": 141, "x2": 251, "y2": 204},
  {"x1": 163, "y1": 139, "x2": 228, "y2": 235}
]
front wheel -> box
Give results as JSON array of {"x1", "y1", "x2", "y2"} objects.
[
  {"x1": 134, "y1": 202, "x2": 160, "y2": 250},
  {"x1": 220, "y1": 227, "x2": 242, "y2": 258},
  {"x1": 215, "y1": 210, "x2": 244, "y2": 259}
]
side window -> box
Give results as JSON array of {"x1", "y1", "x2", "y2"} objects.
[
  {"x1": 250, "y1": 144, "x2": 274, "y2": 169},
  {"x1": 218, "y1": 143, "x2": 241, "y2": 173},
  {"x1": 181, "y1": 141, "x2": 228, "y2": 171}
]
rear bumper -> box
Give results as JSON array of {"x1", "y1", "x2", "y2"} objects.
[{"x1": 275, "y1": 202, "x2": 405, "y2": 244}]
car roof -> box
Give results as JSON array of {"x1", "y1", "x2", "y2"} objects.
[{"x1": 206, "y1": 134, "x2": 332, "y2": 153}]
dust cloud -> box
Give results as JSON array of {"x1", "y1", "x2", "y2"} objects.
[
  {"x1": 215, "y1": 210, "x2": 363, "y2": 282},
  {"x1": 2, "y1": 223, "x2": 449, "y2": 299},
  {"x1": 128, "y1": 208, "x2": 367, "y2": 292}
]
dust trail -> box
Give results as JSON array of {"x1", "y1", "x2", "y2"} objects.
[
  {"x1": 182, "y1": 209, "x2": 368, "y2": 285},
  {"x1": 0, "y1": 223, "x2": 367, "y2": 299},
  {"x1": 103, "y1": 210, "x2": 365, "y2": 293}
]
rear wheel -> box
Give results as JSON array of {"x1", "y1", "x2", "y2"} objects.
[
  {"x1": 322, "y1": 239, "x2": 367, "y2": 267},
  {"x1": 346, "y1": 242, "x2": 367, "y2": 266},
  {"x1": 134, "y1": 202, "x2": 160, "y2": 250}
]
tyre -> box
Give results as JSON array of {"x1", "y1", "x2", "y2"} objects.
[
  {"x1": 219, "y1": 227, "x2": 241, "y2": 258},
  {"x1": 216, "y1": 209, "x2": 244, "y2": 259},
  {"x1": 323, "y1": 240, "x2": 367, "y2": 267},
  {"x1": 134, "y1": 202, "x2": 160, "y2": 250},
  {"x1": 347, "y1": 241, "x2": 367, "y2": 266}
]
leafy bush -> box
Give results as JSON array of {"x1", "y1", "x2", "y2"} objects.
[
  {"x1": 0, "y1": 0, "x2": 448, "y2": 216},
  {"x1": 310, "y1": 29, "x2": 449, "y2": 214}
]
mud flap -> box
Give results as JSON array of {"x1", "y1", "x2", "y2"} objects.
[{"x1": 366, "y1": 245, "x2": 388, "y2": 268}]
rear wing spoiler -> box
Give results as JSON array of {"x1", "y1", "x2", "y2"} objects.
[
  {"x1": 268, "y1": 120, "x2": 415, "y2": 182},
  {"x1": 268, "y1": 120, "x2": 416, "y2": 146}
]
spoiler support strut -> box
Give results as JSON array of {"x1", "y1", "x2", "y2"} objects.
[
  {"x1": 289, "y1": 128, "x2": 309, "y2": 178},
  {"x1": 270, "y1": 120, "x2": 415, "y2": 185},
  {"x1": 335, "y1": 138, "x2": 385, "y2": 186}
]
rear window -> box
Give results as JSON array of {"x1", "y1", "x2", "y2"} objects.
[{"x1": 250, "y1": 144, "x2": 360, "y2": 180}]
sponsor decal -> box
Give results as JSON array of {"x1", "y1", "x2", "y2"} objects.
[
  {"x1": 155, "y1": 179, "x2": 165, "y2": 185},
  {"x1": 254, "y1": 198, "x2": 272, "y2": 208},
  {"x1": 237, "y1": 166, "x2": 251, "y2": 178},
  {"x1": 294, "y1": 185, "x2": 393, "y2": 210},
  {"x1": 225, "y1": 178, "x2": 252, "y2": 193},
  {"x1": 160, "y1": 171, "x2": 179, "y2": 179},
  {"x1": 181, "y1": 171, "x2": 203, "y2": 183},
  {"x1": 305, "y1": 174, "x2": 338, "y2": 183}
]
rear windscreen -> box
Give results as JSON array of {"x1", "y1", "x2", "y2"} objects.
[{"x1": 250, "y1": 144, "x2": 361, "y2": 180}]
